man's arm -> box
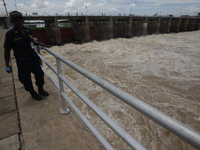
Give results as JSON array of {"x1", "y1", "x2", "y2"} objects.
[
  {"x1": 4, "y1": 48, "x2": 12, "y2": 73},
  {"x1": 33, "y1": 40, "x2": 51, "y2": 48}
]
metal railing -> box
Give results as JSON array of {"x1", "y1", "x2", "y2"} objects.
[{"x1": 35, "y1": 46, "x2": 200, "y2": 150}]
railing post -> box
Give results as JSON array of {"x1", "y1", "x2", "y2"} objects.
[{"x1": 56, "y1": 58, "x2": 70, "y2": 115}]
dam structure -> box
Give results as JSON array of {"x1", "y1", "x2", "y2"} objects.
[{"x1": 0, "y1": 15, "x2": 199, "y2": 45}]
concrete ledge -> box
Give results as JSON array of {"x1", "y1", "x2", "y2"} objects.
[
  {"x1": 0, "y1": 70, "x2": 13, "y2": 87},
  {"x1": 0, "y1": 85, "x2": 14, "y2": 98},
  {"x1": 0, "y1": 134, "x2": 20, "y2": 150},
  {"x1": 0, "y1": 77, "x2": 13, "y2": 87},
  {"x1": 0, "y1": 112, "x2": 19, "y2": 140},
  {"x1": 0, "y1": 95, "x2": 16, "y2": 115}
]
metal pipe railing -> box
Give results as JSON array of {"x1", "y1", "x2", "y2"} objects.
[
  {"x1": 40, "y1": 65, "x2": 114, "y2": 149},
  {"x1": 61, "y1": 92, "x2": 115, "y2": 150},
  {"x1": 37, "y1": 47, "x2": 147, "y2": 150},
  {"x1": 36, "y1": 52, "x2": 115, "y2": 150},
  {"x1": 42, "y1": 46, "x2": 200, "y2": 149},
  {"x1": 39, "y1": 54, "x2": 57, "y2": 74},
  {"x1": 59, "y1": 74, "x2": 146, "y2": 150},
  {"x1": 41, "y1": 66, "x2": 59, "y2": 91}
]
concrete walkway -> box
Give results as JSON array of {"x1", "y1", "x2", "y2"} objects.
[{"x1": 0, "y1": 29, "x2": 104, "y2": 150}]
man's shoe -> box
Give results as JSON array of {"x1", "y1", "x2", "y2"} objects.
[
  {"x1": 38, "y1": 89, "x2": 49, "y2": 97},
  {"x1": 30, "y1": 91, "x2": 43, "y2": 101}
]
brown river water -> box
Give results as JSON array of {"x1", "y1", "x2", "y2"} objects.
[{"x1": 41, "y1": 31, "x2": 200, "y2": 150}]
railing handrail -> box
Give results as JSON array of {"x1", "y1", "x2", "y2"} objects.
[
  {"x1": 37, "y1": 47, "x2": 146, "y2": 150},
  {"x1": 41, "y1": 67, "x2": 114, "y2": 150},
  {"x1": 38, "y1": 46, "x2": 200, "y2": 149}
]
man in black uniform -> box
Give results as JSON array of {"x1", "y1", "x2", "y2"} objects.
[{"x1": 4, "y1": 11, "x2": 49, "y2": 100}]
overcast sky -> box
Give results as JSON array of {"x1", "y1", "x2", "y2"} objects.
[{"x1": 0, "y1": 0, "x2": 200, "y2": 17}]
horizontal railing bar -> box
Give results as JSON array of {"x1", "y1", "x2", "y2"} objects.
[
  {"x1": 41, "y1": 66, "x2": 60, "y2": 92},
  {"x1": 59, "y1": 74, "x2": 146, "y2": 150},
  {"x1": 38, "y1": 53, "x2": 58, "y2": 75},
  {"x1": 38, "y1": 50, "x2": 114, "y2": 149},
  {"x1": 43, "y1": 47, "x2": 200, "y2": 149},
  {"x1": 60, "y1": 92, "x2": 114, "y2": 150}
]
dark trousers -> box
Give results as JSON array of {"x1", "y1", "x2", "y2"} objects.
[{"x1": 17, "y1": 64, "x2": 44, "y2": 92}]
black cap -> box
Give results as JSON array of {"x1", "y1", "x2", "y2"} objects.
[{"x1": 10, "y1": 11, "x2": 23, "y2": 20}]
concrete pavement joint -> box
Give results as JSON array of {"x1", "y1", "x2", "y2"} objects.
[{"x1": 11, "y1": 60, "x2": 22, "y2": 150}]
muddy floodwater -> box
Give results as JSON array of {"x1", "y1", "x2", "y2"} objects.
[{"x1": 41, "y1": 31, "x2": 200, "y2": 150}]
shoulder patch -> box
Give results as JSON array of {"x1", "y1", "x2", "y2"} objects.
[
  {"x1": 14, "y1": 37, "x2": 22, "y2": 41},
  {"x1": 15, "y1": 31, "x2": 18, "y2": 33}
]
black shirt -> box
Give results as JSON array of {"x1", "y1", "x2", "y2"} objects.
[{"x1": 4, "y1": 27, "x2": 40, "y2": 68}]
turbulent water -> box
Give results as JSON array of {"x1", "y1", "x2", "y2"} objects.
[{"x1": 41, "y1": 31, "x2": 200, "y2": 150}]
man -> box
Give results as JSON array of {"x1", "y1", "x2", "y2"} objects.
[{"x1": 4, "y1": 11, "x2": 49, "y2": 101}]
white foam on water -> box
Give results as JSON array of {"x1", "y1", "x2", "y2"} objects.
[{"x1": 41, "y1": 31, "x2": 200, "y2": 150}]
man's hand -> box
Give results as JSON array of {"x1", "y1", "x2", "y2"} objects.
[
  {"x1": 45, "y1": 45, "x2": 51, "y2": 48},
  {"x1": 34, "y1": 40, "x2": 51, "y2": 48},
  {"x1": 5, "y1": 66, "x2": 12, "y2": 73}
]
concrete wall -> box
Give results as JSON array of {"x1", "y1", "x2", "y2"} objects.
[
  {"x1": 132, "y1": 19, "x2": 145, "y2": 36},
  {"x1": 179, "y1": 18, "x2": 189, "y2": 31},
  {"x1": 113, "y1": 19, "x2": 125, "y2": 38},
  {"x1": 72, "y1": 25, "x2": 90, "y2": 43},
  {"x1": 187, "y1": 18, "x2": 196, "y2": 31},
  {"x1": 194, "y1": 18, "x2": 200, "y2": 30},
  {"x1": 147, "y1": 18, "x2": 159, "y2": 35},
  {"x1": 159, "y1": 18, "x2": 171, "y2": 33},
  {"x1": 92, "y1": 19, "x2": 110, "y2": 40},
  {"x1": 170, "y1": 18, "x2": 180, "y2": 32},
  {"x1": 93, "y1": 25, "x2": 108, "y2": 40}
]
